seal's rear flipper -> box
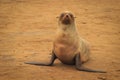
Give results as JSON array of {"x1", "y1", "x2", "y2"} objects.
[
  {"x1": 75, "y1": 53, "x2": 107, "y2": 73},
  {"x1": 25, "y1": 53, "x2": 57, "y2": 66}
]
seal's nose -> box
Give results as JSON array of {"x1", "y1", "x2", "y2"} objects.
[
  {"x1": 65, "y1": 13, "x2": 70, "y2": 18},
  {"x1": 66, "y1": 14, "x2": 69, "y2": 17}
]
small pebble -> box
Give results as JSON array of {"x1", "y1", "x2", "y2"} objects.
[{"x1": 98, "y1": 77, "x2": 107, "y2": 80}]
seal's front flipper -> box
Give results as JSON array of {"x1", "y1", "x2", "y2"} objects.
[
  {"x1": 25, "y1": 52, "x2": 57, "y2": 66},
  {"x1": 75, "y1": 53, "x2": 106, "y2": 73}
]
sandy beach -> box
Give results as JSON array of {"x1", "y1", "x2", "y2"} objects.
[{"x1": 0, "y1": 0, "x2": 120, "y2": 80}]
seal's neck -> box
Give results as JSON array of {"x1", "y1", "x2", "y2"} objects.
[
  {"x1": 56, "y1": 23, "x2": 79, "y2": 38},
  {"x1": 58, "y1": 23, "x2": 77, "y2": 32}
]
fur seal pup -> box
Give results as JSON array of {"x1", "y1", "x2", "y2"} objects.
[{"x1": 25, "y1": 11, "x2": 106, "y2": 73}]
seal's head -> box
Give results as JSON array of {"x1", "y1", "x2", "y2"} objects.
[{"x1": 58, "y1": 11, "x2": 75, "y2": 25}]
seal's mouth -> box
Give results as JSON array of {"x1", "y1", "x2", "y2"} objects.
[
  {"x1": 59, "y1": 12, "x2": 74, "y2": 25},
  {"x1": 62, "y1": 14, "x2": 71, "y2": 24}
]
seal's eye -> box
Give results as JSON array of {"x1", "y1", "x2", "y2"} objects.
[
  {"x1": 69, "y1": 13, "x2": 73, "y2": 18},
  {"x1": 60, "y1": 13, "x2": 64, "y2": 18}
]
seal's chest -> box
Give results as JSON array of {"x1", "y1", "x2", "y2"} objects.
[
  {"x1": 54, "y1": 36, "x2": 78, "y2": 64},
  {"x1": 54, "y1": 43, "x2": 76, "y2": 64}
]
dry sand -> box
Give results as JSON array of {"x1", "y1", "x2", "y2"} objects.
[{"x1": 0, "y1": 0, "x2": 120, "y2": 80}]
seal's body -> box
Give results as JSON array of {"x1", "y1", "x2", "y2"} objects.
[
  {"x1": 54, "y1": 24, "x2": 89, "y2": 65},
  {"x1": 25, "y1": 11, "x2": 106, "y2": 73},
  {"x1": 54, "y1": 11, "x2": 89, "y2": 65}
]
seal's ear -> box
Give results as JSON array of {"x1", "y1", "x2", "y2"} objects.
[
  {"x1": 74, "y1": 16, "x2": 77, "y2": 18},
  {"x1": 56, "y1": 16, "x2": 59, "y2": 18}
]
